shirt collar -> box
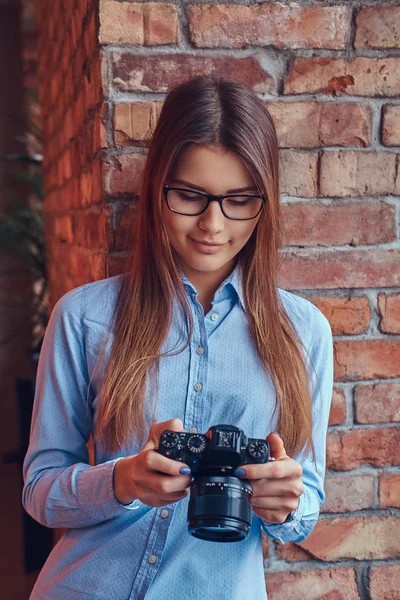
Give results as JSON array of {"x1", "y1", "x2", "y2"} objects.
[{"x1": 177, "y1": 262, "x2": 246, "y2": 311}]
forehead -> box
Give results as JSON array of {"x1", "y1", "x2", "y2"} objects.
[{"x1": 169, "y1": 144, "x2": 255, "y2": 192}]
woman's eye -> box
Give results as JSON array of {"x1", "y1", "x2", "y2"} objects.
[
  {"x1": 178, "y1": 191, "x2": 203, "y2": 201},
  {"x1": 226, "y1": 198, "x2": 250, "y2": 206}
]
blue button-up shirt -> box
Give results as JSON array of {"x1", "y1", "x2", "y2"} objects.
[{"x1": 23, "y1": 265, "x2": 333, "y2": 600}]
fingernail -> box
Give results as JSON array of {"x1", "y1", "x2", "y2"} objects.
[
  {"x1": 179, "y1": 467, "x2": 191, "y2": 475},
  {"x1": 273, "y1": 432, "x2": 282, "y2": 439},
  {"x1": 234, "y1": 468, "x2": 247, "y2": 477}
]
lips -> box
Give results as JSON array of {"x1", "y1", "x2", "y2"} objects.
[
  {"x1": 189, "y1": 237, "x2": 227, "y2": 254},
  {"x1": 191, "y1": 238, "x2": 226, "y2": 246}
]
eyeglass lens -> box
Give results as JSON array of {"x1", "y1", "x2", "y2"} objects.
[{"x1": 166, "y1": 188, "x2": 262, "y2": 220}]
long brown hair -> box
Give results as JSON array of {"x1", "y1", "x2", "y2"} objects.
[{"x1": 95, "y1": 75, "x2": 314, "y2": 458}]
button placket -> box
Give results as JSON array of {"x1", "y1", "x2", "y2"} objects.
[{"x1": 183, "y1": 298, "x2": 208, "y2": 433}]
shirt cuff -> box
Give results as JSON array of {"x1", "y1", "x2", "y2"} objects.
[
  {"x1": 259, "y1": 490, "x2": 318, "y2": 543},
  {"x1": 76, "y1": 458, "x2": 152, "y2": 521}
]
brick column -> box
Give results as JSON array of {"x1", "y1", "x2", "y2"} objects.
[{"x1": 35, "y1": 1, "x2": 400, "y2": 597}]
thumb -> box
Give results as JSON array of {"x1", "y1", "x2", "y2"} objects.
[
  {"x1": 144, "y1": 418, "x2": 184, "y2": 451},
  {"x1": 265, "y1": 432, "x2": 287, "y2": 460}
]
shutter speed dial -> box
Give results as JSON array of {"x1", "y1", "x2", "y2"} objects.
[{"x1": 187, "y1": 434, "x2": 207, "y2": 454}]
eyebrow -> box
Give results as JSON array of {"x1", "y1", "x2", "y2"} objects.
[{"x1": 170, "y1": 178, "x2": 258, "y2": 194}]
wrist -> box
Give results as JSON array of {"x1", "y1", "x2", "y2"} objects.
[{"x1": 113, "y1": 456, "x2": 137, "y2": 505}]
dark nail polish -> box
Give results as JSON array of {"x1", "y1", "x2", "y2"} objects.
[
  {"x1": 234, "y1": 468, "x2": 246, "y2": 477},
  {"x1": 179, "y1": 467, "x2": 191, "y2": 475}
]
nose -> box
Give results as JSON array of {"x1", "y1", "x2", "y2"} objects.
[{"x1": 198, "y1": 200, "x2": 225, "y2": 234}]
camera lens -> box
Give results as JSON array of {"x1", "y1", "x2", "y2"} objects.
[{"x1": 187, "y1": 475, "x2": 253, "y2": 542}]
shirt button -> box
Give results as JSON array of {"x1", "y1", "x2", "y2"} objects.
[
  {"x1": 148, "y1": 555, "x2": 157, "y2": 564},
  {"x1": 211, "y1": 313, "x2": 219, "y2": 322},
  {"x1": 194, "y1": 383, "x2": 203, "y2": 392},
  {"x1": 161, "y1": 509, "x2": 169, "y2": 518},
  {"x1": 189, "y1": 427, "x2": 197, "y2": 433},
  {"x1": 196, "y1": 346, "x2": 205, "y2": 355}
]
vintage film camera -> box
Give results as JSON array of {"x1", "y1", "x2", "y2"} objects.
[{"x1": 157, "y1": 424, "x2": 271, "y2": 542}]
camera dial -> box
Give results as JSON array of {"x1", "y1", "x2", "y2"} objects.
[
  {"x1": 247, "y1": 440, "x2": 269, "y2": 461},
  {"x1": 187, "y1": 435, "x2": 207, "y2": 454},
  {"x1": 161, "y1": 432, "x2": 180, "y2": 449}
]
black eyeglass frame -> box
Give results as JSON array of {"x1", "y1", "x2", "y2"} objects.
[{"x1": 163, "y1": 185, "x2": 267, "y2": 221}]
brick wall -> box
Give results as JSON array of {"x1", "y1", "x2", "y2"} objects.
[
  {"x1": 36, "y1": 0, "x2": 400, "y2": 597},
  {"x1": 34, "y1": 0, "x2": 103, "y2": 303}
]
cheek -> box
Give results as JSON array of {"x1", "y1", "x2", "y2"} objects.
[
  {"x1": 163, "y1": 210, "x2": 191, "y2": 242},
  {"x1": 233, "y1": 221, "x2": 259, "y2": 246}
]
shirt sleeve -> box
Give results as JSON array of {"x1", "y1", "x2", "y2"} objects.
[
  {"x1": 260, "y1": 304, "x2": 333, "y2": 543},
  {"x1": 22, "y1": 285, "x2": 152, "y2": 529}
]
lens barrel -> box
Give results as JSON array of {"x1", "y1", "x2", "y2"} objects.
[{"x1": 187, "y1": 475, "x2": 253, "y2": 542}]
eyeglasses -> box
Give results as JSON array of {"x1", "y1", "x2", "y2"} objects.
[{"x1": 163, "y1": 185, "x2": 266, "y2": 221}]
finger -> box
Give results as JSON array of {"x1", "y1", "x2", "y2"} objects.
[
  {"x1": 143, "y1": 418, "x2": 184, "y2": 451},
  {"x1": 265, "y1": 432, "x2": 287, "y2": 460},
  {"x1": 139, "y1": 449, "x2": 191, "y2": 477},
  {"x1": 251, "y1": 478, "x2": 304, "y2": 499},
  {"x1": 236, "y1": 458, "x2": 302, "y2": 481},
  {"x1": 138, "y1": 471, "x2": 191, "y2": 495},
  {"x1": 251, "y1": 495, "x2": 300, "y2": 511}
]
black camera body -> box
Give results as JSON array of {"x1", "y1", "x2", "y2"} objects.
[
  {"x1": 156, "y1": 424, "x2": 271, "y2": 543},
  {"x1": 157, "y1": 424, "x2": 270, "y2": 473}
]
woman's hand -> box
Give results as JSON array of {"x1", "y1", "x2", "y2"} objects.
[
  {"x1": 113, "y1": 418, "x2": 192, "y2": 507},
  {"x1": 234, "y1": 433, "x2": 304, "y2": 524}
]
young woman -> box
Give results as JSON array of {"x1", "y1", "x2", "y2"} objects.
[{"x1": 23, "y1": 76, "x2": 333, "y2": 599}]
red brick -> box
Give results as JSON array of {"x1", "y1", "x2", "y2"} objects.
[
  {"x1": 329, "y1": 387, "x2": 347, "y2": 425},
  {"x1": 188, "y1": 4, "x2": 349, "y2": 50},
  {"x1": 380, "y1": 474, "x2": 400, "y2": 509},
  {"x1": 268, "y1": 101, "x2": 372, "y2": 148},
  {"x1": 370, "y1": 564, "x2": 400, "y2": 600},
  {"x1": 107, "y1": 253, "x2": 129, "y2": 277},
  {"x1": 99, "y1": 1, "x2": 144, "y2": 44},
  {"x1": 354, "y1": 383, "x2": 400, "y2": 423},
  {"x1": 322, "y1": 475, "x2": 375, "y2": 512},
  {"x1": 114, "y1": 102, "x2": 163, "y2": 145},
  {"x1": 285, "y1": 57, "x2": 400, "y2": 97},
  {"x1": 355, "y1": 6, "x2": 400, "y2": 49},
  {"x1": 103, "y1": 154, "x2": 146, "y2": 196},
  {"x1": 320, "y1": 151, "x2": 400, "y2": 197},
  {"x1": 111, "y1": 53, "x2": 274, "y2": 94},
  {"x1": 100, "y1": 1, "x2": 179, "y2": 46},
  {"x1": 334, "y1": 340, "x2": 400, "y2": 381},
  {"x1": 265, "y1": 567, "x2": 360, "y2": 600},
  {"x1": 279, "y1": 150, "x2": 318, "y2": 198},
  {"x1": 68, "y1": 246, "x2": 106, "y2": 284},
  {"x1": 383, "y1": 105, "x2": 400, "y2": 146},
  {"x1": 105, "y1": 200, "x2": 137, "y2": 252},
  {"x1": 327, "y1": 428, "x2": 400, "y2": 470},
  {"x1": 144, "y1": 4, "x2": 180, "y2": 46},
  {"x1": 282, "y1": 202, "x2": 394, "y2": 246},
  {"x1": 298, "y1": 516, "x2": 400, "y2": 561},
  {"x1": 275, "y1": 541, "x2": 311, "y2": 562},
  {"x1": 308, "y1": 296, "x2": 370, "y2": 335},
  {"x1": 73, "y1": 207, "x2": 107, "y2": 251},
  {"x1": 378, "y1": 292, "x2": 400, "y2": 333},
  {"x1": 278, "y1": 249, "x2": 400, "y2": 290}
]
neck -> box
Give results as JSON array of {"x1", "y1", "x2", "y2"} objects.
[{"x1": 178, "y1": 258, "x2": 237, "y2": 312}]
